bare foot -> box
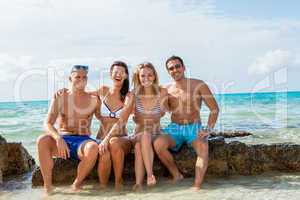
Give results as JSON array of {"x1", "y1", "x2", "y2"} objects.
[
  {"x1": 71, "y1": 181, "x2": 83, "y2": 192},
  {"x1": 44, "y1": 185, "x2": 54, "y2": 196},
  {"x1": 190, "y1": 185, "x2": 201, "y2": 191},
  {"x1": 147, "y1": 175, "x2": 157, "y2": 186},
  {"x1": 191, "y1": 183, "x2": 201, "y2": 192},
  {"x1": 132, "y1": 184, "x2": 143, "y2": 192},
  {"x1": 99, "y1": 184, "x2": 108, "y2": 190},
  {"x1": 114, "y1": 183, "x2": 123, "y2": 192},
  {"x1": 171, "y1": 173, "x2": 184, "y2": 184}
]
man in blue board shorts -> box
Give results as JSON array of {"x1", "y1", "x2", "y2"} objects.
[
  {"x1": 36, "y1": 65, "x2": 100, "y2": 195},
  {"x1": 154, "y1": 56, "x2": 219, "y2": 190}
]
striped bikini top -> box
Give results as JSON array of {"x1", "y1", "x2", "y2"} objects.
[{"x1": 135, "y1": 95, "x2": 161, "y2": 117}]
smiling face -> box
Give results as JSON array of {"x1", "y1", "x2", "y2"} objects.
[
  {"x1": 139, "y1": 67, "x2": 156, "y2": 88},
  {"x1": 69, "y1": 70, "x2": 88, "y2": 90},
  {"x1": 166, "y1": 59, "x2": 185, "y2": 81},
  {"x1": 110, "y1": 65, "x2": 127, "y2": 87}
]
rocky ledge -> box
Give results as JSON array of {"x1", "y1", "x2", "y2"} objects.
[
  {"x1": 0, "y1": 135, "x2": 36, "y2": 184},
  {"x1": 32, "y1": 135, "x2": 300, "y2": 186}
]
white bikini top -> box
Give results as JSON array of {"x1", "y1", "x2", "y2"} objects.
[{"x1": 100, "y1": 93, "x2": 124, "y2": 118}]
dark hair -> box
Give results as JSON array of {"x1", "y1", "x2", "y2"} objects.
[
  {"x1": 165, "y1": 55, "x2": 185, "y2": 69},
  {"x1": 110, "y1": 61, "x2": 129, "y2": 102}
]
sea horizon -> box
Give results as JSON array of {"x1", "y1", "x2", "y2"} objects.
[{"x1": 1, "y1": 90, "x2": 299, "y2": 104}]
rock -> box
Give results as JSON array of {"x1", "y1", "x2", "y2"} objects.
[
  {"x1": 4, "y1": 143, "x2": 36, "y2": 176},
  {"x1": 210, "y1": 131, "x2": 252, "y2": 138},
  {"x1": 0, "y1": 135, "x2": 35, "y2": 182},
  {"x1": 0, "y1": 135, "x2": 9, "y2": 183},
  {"x1": 0, "y1": 135, "x2": 6, "y2": 144},
  {"x1": 32, "y1": 137, "x2": 300, "y2": 186},
  {"x1": 0, "y1": 168, "x2": 2, "y2": 184}
]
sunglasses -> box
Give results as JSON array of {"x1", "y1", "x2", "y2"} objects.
[
  {"x1": 167, "y1": 64, "x2": 182, "y2": 71},
  {"x1": 71, "y1": 65, "x2": 89, "y2": 73}
]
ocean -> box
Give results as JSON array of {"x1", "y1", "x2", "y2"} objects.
[{"x1": 0, "y1": 91, "x2": 300, "y2": 199}]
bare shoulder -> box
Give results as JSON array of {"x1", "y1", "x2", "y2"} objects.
[
  {"x1": 123, "y1": 91, "x2": 135, "y2": 108},
  {"x1": 53, "y1": 88, "x2": 68, "y2": 100},
  {"x1": 89, "y1": 93, "x2": 99, "y2": 102},
  {"x1": 159, "y1": 86, "x2": 168, "y2": 96},
  {"x1": 125, "y1": 91, "x2": 135, "y2": 100},
  {"x1": 86, "y1": 93, "x2": 99, "y2": 110},
  {"x1": 190, "y1": 78, "x2": 207, "y2": 89},
  {"x1": 189, "y1": 78, "x2": 204, "y2": 85}
]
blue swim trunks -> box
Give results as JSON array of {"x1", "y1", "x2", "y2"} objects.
[
  {"x1": 162, "y1": 122, "x2": 203, "y2": 152},
  {"x1": 61, "y1": 135, "x2": 97, "y2": 160}
]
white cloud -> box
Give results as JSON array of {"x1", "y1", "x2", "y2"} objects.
[
  {"x1": 0, "y1": 0, "x2": 300, "y2": 100},
  {"x1": 0, "y1": 54, "x2": 36, "y2": 82},
  {"x1": 248, "y1": 49, "x2": 293, "y2": 75}
]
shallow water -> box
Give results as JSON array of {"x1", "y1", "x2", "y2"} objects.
[{"x1": 1, "y1": 173, "x2": 300, "y2": 200}]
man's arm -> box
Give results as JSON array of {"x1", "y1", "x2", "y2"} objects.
[
  {"x1": 94, "y1": 91, "x2": 102, "y2": 121},
  {"x1": 44, "y1": 93, "x2": 61, "y2": 140},
  {"x1": 160, "y1": 87, "x2": 169, "y2": 116},
  {"x1": 199, "y1": 81, "x2": 219, "y2": 129},
  {"x1": 44, "y1": 93, "x2": 70, "y2": 159}
]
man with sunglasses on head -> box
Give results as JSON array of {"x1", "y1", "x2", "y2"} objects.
[
  {"x1": 36, "y1": 65, "x2": 100, "y2": 195},
  {"x1": 153, "y1": 56, "x2": 219, "y2": 190}
]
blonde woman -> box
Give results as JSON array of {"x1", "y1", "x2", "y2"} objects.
[{"x1": 105, "y1": 62, "x2": 168, "y2": 190}]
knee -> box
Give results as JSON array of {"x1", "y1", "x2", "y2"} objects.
[
  {"x1": 36, "y1": 134, "x2": 52, "y2": 149},
  {"x1": 109, "y1": 138, "x2": 123, "y2": 154},
  {"x1": 85, "y1": 142, "x2": 99, "y2": 157},
  {"x1": 153, "y1": 138, "x2": 167, "y2": 154},
  {"x1": 194, "y1": 140, "x2": 209, "y2": 155}
]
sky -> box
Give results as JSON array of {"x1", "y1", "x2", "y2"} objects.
[{"x1": 0, "y1": 0, "x2": 299, "y2": 102}]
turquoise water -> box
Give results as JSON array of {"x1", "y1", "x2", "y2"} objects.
[
  {"x1": 1, "y1": 91, "x2": 299, "y2": 157},
  {"x1": 0, "y1": 91, "x2": 300, "y2": 199}
]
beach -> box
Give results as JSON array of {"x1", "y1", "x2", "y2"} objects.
[{"x1": 1, "y1": 91, "x2": 300, "y2": 199}]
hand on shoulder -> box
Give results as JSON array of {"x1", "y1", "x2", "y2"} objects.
[
  {"x1": 98, "y1": 85, "x2": 109, "y2": 97},
  {"x1": 159, "y1": 86, "x2": 168, "y2": 96},
  {"x1": 54, "y1": 88, "x2": 68, "y2": 99}
]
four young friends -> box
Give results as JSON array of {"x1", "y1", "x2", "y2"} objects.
[{"x1": 37, "y1": 56, "x2": 219, "y2": 194}]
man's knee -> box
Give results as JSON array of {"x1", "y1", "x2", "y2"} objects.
[
  {"x1": 192, "y1": 139, "x2": 209, "y2": 155},
  {"x1": 84, "y1": 141, "x2": 99, "y2": 157},
  {"x1": 153, "y1": 137, "x2": 169, "y2": 154},
  {"x1": 36, "y1": 134, "x2": 53, "y2": 149}
]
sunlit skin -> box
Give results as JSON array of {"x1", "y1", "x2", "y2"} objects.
[
  {"x1": 54, "y1": 65, "x2": 132, "y2": 191},
  {"x1": 36, "y1": 69, "x2": 99, "y2": 195},
  {"x1": 153, "y1": 58, "x2": 219, "y2": 191},
  {"x1": 104, "y1": 64, "x2": 168, "y2": 191},
  {"x1": 132, "y1": 67, "x2": 168, "y2": 189},
  {"x1": 96, "y1": 65, "x2": 132, "y2": 191}
]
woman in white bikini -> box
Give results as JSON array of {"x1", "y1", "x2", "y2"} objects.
[{"x1": 96, "y1": 61, "x2": 132, "y2": 191}]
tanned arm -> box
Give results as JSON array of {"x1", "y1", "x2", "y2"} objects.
[
  {"x1": 44, "y1": 92, "x2": 70, "y2": 159},
  {"x1": 199, "y1": 80, "x2": 219, "y2": 129}
]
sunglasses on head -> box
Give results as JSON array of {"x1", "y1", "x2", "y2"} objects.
[
  {"x1": 71, "y1": 65, "x2": 89, "y2": 73},
  {"x1": 167, "y1": 64, "x2": 182, "y2": 71}
]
